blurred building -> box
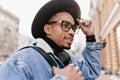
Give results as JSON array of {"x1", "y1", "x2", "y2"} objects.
[
  {"x1": 89, "y1": 0, "x2": 120, "y2": 75},
  {"x1": 0, "y1": 6, "x2": 19, "y2": 61},
  {"x1": 0, "y1": 6, "x2": 34, "y2": 62}
]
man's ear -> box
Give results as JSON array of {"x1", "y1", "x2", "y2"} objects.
[{"x1": 44, "y1": 24, "x2": 51, "y2": 35}]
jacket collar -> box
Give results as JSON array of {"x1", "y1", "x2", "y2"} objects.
[{"x1": 33, "y1": 38, "x2": 53, "y2": 53}]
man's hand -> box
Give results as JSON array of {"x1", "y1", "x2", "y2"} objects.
[
  {"x1": 52, "y1": 64, "x2": 84, "y2": 80},
  {"x1": 77, "y1": 18, "x2": 95, "y2": 36}
]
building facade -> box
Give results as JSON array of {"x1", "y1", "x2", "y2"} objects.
[
  {"x1": 89, "y1": 0, "x2": 120, "y2": 74},
  {"x1": 0, "y1": 6, "x2": 19, "y2": 61}
]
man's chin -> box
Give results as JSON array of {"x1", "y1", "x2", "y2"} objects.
[
  {"x1": 61, "y1": 43, "x2": 71, "y2": 49},
  {"x1": 63, "y1": 46, "x2": 71, "y2": 50}
]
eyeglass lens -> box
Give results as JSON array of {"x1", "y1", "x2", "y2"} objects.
[{"x1": 61, "y1": 21, "x2": 79, "y2": 32}]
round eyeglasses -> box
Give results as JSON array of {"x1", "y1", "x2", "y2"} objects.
[{"x1": 47, "y1": 20, "x2": 80, "y2": 33}]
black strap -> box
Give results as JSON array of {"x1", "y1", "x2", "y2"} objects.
[{"x1": 19, "y1": 46, "x2": 57, "y2": 67}]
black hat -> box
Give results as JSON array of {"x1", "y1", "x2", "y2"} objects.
[{"x1": 32, "y1": 0, "x2": 81, "y2": 39}]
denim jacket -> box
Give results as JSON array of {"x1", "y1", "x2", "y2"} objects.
[{"x1": 0, "y1": 38, "x2": 106, "y2": 80}]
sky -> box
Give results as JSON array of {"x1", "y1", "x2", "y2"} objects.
[{"x1": 0, "y1": 0, "x2": 90, "y2": 38}]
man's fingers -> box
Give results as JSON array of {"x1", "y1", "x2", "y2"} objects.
[
  {"x1": 77, "y1": 18, "x2": 92, "y2": 27},
  {"x1": 74, "y1": 66, "x2": 80, "y2": 72}
]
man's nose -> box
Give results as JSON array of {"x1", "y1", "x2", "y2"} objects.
[{"x1": 68, "y1": 28, "x2": 75, "y2": 34}]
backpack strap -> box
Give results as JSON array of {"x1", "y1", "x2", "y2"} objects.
[{"x1": 19, "y1": 46, "x2": 57, "y2": 67}]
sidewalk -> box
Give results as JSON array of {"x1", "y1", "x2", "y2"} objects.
[{"x1": 97, "y1": 71, "x2": 120, "y2": 80}]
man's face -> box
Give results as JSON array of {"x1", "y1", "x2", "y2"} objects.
[{"x1": 44, "y1": 12, "x2": 75, "y2": 49}]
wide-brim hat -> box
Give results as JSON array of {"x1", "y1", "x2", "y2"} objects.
[{"x1": 32, "y1": 0, "x2": 81, "y2": 39}]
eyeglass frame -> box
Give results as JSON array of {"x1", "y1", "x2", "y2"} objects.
[{"x1": 47, "y1": 20, "x2": 80, "y2": 33}]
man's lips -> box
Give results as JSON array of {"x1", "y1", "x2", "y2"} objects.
[
  {"x1": 64, "y1": 37, "x2": 73, "y2": 43},
  {"x1": 67, "y1": 37, "x2": 73, "y2": 41}
]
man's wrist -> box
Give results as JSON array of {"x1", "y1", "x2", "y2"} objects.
[{"x1": 86, "y1": 35, "x2": 96, "y2": 42}]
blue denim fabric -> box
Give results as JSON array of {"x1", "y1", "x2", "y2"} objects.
[{"x1": 0, "y1": 41, "x2": 106, "y2": 80}]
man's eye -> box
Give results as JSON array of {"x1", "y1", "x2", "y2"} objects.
[
  {"x1": 64, "y1": 25, "x2": 69, "y2": 29},
  {"x1": 63, "y1": 22, "x2": 70, "y2": 27}
]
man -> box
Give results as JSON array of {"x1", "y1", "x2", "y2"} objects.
[{"x1": 0, "y1": 0, "x2": 106, "y2": 80}]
